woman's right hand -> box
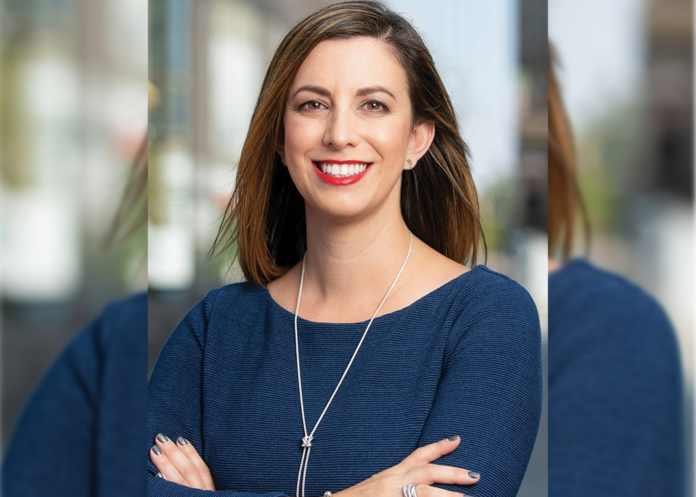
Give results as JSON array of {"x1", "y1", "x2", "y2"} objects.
[{"x1": 333, "y1": 436, "x2": 479, "y2": 497}]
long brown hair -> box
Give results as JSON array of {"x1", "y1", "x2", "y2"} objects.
[
  {"x1": 210, "y1": 1, "x2": 486, "y2": 285},
  {"x1": 548, "y1": 46, "x2": 590, "y2": 259},
  {"x1": 104, "y1": 134, "x2": 148, "y2": 248}
]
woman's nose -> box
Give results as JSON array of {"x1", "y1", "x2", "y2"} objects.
[{"x1": 323, "y1": 106, "x2": 359, "y2": 150}]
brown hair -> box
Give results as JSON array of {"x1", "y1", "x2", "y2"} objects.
[
  {"x1": 548, "y1": 46, "x2": 589, "y2": 259},
  {"x1": 104, "y1": 134, "x2": 147, "y2": 248},
  {"x1": 210, "y1": 0, "x2": 486, "y2": 285}
]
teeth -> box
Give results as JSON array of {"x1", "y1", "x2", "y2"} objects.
[{"x1": 316, "y1": 162, "x2": 370, "y2": 177}]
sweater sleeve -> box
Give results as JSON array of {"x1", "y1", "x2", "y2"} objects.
[
  {"x1": 2, "y1": 314, "x2": 102, "y2": 497},
  {"x1": 2, "y1": 294, "x2": 147, "y2": 497},
  {"x1": 416, "y1": 278, "x2": 543, "y2": 497},
  {"x1": 148, "y1": 289, "x2": 288, "y2": 497},
  {"x1": 548, "y1": 284, "x2": 685, "y2": 496}
]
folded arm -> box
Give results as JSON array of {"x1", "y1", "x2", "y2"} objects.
[
  {"x1": 418, "y1": 279, "x2": 543, "y2": 497},
  {"x1": 148, "y1": 289, "x2": 288, "y2": 497}
]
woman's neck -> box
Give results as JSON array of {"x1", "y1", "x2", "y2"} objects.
[{"x1": 301, "y1": 207, "x2": 415, "y2": 313}]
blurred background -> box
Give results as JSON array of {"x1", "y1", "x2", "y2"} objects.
[
  {"x1": 0, "y1": 0, "x2": 147, "y2": 452},
  {"x1": 147, "y1": 0, "x2": 548, "y2": 495},
  {"x1": 550, "y1": 0, "x2": 693, "y2": 492}
]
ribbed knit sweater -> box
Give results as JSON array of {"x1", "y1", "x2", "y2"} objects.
[
  {"x1": 148, "y1": 265, "x2": 543, "y2": 497},
  {"x1": 549, "y1": 259, "x2": 685, "y2": 496},
  {"x1": 3, "y1": 293, "x2": 148, "y2": 497}
]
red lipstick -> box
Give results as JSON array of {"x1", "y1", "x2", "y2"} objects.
[{"x1": 312, "y1": 160, "x2": 372, "y2": 186}]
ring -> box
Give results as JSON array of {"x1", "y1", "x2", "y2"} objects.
[{"x1": 402, "y1": 484, "x2": 418, "y2": 497}]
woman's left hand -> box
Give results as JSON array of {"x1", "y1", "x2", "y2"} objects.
[{"x1": 150, "y1": 433, "x2": 217, "y2": 490}]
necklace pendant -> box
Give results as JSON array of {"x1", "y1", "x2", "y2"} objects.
[{"x1": 301, "y1": 435, "x2": 313, "y2": 448}]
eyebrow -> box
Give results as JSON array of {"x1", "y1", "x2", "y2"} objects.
[
  {"x1": 357, "y1": 86, "x2": 397, "y2": 100},
  {"x1": 291, "y1": 85, "x2": 397, "y2": 100}
]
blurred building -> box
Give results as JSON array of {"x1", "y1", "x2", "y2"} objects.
[
  {"x1": 520, "y1": 0, "x2": 548, "y2": 235},
  {"x1": 516, "y1": 2, "x2": 548, "y2": 497},
  {"x1": 646, "y1": 2, "x2": 694, "y2": 493},
  {"x1": 1, "y1": 0, "x2": 147, "y2": 451},
  {"x1": 646, "y1": 0, "x2": 693, "y2": 200}
]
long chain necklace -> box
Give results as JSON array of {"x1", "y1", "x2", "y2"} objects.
[{"x1": 294, "y1": 231, "x2": 414, "y2": 497}]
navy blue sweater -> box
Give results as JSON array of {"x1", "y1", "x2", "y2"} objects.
[
  {"x1": 148, "y1": 265, "x2": 543, "y2": 497},
  {"x1": 549, "y1": 259, "x2": 685, "y2": 496},
  {"x1": 2, "y1": 293, "x2": 148, "y2": 497}
]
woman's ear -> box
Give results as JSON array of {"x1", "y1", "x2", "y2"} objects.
[{"x1": 407, "y1": 121, "x2": 436, "y2": 164}]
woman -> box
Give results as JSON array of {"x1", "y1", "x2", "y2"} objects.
[
  {"x1": 149, "y1": 3, "x2": 542, "y2": 497},
  {"x1": 548, "y1": 48, "x2": 685, "y2": 495}
]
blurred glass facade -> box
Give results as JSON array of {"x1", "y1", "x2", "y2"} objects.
[{"x1": 1, "y1": 0, "x2": 147, "y2": 450}]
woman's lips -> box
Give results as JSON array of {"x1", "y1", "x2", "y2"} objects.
[{"x1": 312, "y1": 161, "x2": 372, "y2": 186}]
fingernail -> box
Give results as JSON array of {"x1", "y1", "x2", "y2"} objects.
[
  {"x1": 152, "y1": 445, "x2": 162, "y2": 456},
  {"x1": 177, "y1": 436, "x2": 189, "y2": 446},
  {"x1": 156, "y1": 433, "x2": 170, "y2": 444},
  {"x1": 447, "y1": 435, "x2": 460, "y2": 442},
  {"x1": 468, "y1": 471, "x2": 480, "y2": 479},
  {"x1": 156, "y1": 472, "x2": 164, "y2": 479}
]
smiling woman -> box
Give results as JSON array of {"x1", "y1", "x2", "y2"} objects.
[
  {"x1": 148, "y1": 2, "x2": 542, "y2": 497},
  {"x1": 208, "y1": 4, "x2": 484, "y2": 283},
  {"x1": 279, "y1": 37, "x2": 433, "y2": 226}
]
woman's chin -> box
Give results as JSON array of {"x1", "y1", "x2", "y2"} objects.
[{"x1": 307, "y1": 201, "x2": 372, "y2": 223}]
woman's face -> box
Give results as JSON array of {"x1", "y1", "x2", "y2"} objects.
[{"x1": 280, "y1": 36, "x2": 434, "y2": 222}]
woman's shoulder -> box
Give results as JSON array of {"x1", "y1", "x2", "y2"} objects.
[
  {"x1": 415, "y1": 240, "x2": 536, "y2": 311},
  {"x1": 549, "y1": 258, "x2": 679, "y2": 364},
  {"x1": 213, "y1": 278, "x2": 265, "y2": 299},
  {"x1": 452, "y1": 263, "x2": 538, "y2": 315},
  {"x1": 440, "y1": 265, "x2": 541, "y2": 377},
  {"x1": 200, "y1": 279, "x2": 265, "y2": 307},
  {"x1": 550, "y1": 258, "x2": 672, "y2": 327},
  {"x1": 192, "y1": 279, "x2": 270, "y2": 325},
  {"x1": 551, "y1": 258, "x2": 652, "y2": 299},
  {"x1": 442, "y1": 264, "x2": 540, "y2": 346}
]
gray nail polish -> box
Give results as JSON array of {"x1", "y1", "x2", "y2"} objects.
[
  {"x1": 447, "y1": 435, "x2": 460, "y2": 441},
  {"x1": 177, "y1": 437, "x2": 189, "y2": 446},
  {"x1": 156, "y1": 434, "x2": 170, "y2": 444},
  {"x1": 468, "y1": 471, "x2": 480, "y2": 479},
  {"x1": 152, "y1": 445, "x2": 162, "y2": 456},
  {"x1": 156, "y1": 472, "x2": 164, "y2": 478}
]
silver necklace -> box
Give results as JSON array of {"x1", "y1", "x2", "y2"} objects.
[{"x1": 294, "y1": 231, "x2": 414, "y2": 497}]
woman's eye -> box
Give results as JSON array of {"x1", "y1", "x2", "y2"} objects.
[
  {"x1": 363, "y1": 101, "x2": 388, "y2": 112},
  {"x1": 300, "y1": 101, "x2": 326, "y2": 111}
]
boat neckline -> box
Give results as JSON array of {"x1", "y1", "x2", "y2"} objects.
[{"x1": 262, "y1": 265, "x2": 485, "y2": 326}]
